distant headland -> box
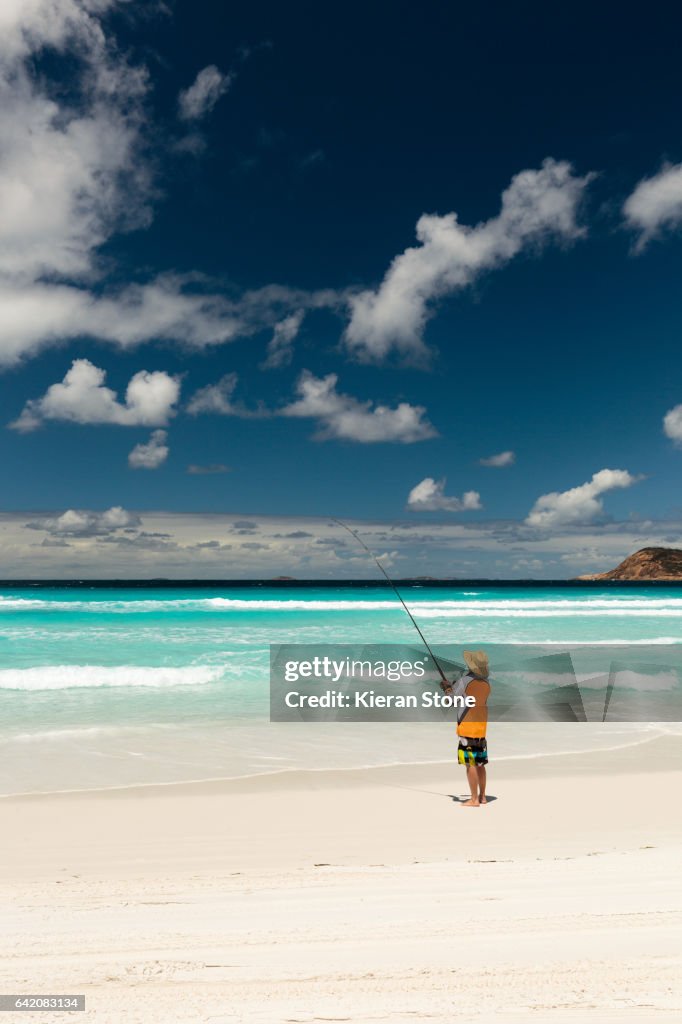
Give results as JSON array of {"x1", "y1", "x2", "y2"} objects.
[{"x1": 578, "y1": 547, "x2": 682, "y2": 581}]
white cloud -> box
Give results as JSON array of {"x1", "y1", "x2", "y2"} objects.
[
  {"x1": 3, "y1": 8, "x2": 591, "y2": 374},
  {"x1": 186, "y1": 373, "x2": 267, "y2": 418},
  {"x1": 663, "y1": 404, "x2": 682, "y2": 444},
  {"x1": 525, "y1": 469, "x2": 640, "y2": 529},
  {"x1": 0, "y1": 277, "x2": 341, "y2": 366},
  {"x1": 10, "y1": 359, "x2": 180, "y2": 432},
  {"x1": 0, "y1": 6, "x2": 339, "y2": 366},
  {"x1": 282, "y1": 371, "x2": 437, "y2": 443},
  {"x1": 261, "y1": 311, "x2": 305, "y2": 369},
  {"x1": 559, "y1": 547, "x2": 618, "y2": 569},
  {"x1": 128, "y1": 429, "x2": 169, "y2": 470},
  {"x1": 344, "y1": 159, "x2": 593, "y2": 363},
  {"x1": 178, "y1": 65, "x2": 231, "y2": 121},
  {"x1": 25, "y1": 505, "x2": 141, "y2": 538},
  {"x1": 407, "y1": 477, "x2": 482, "y2": 512},
  {"x1": 0, "y1": 0, "x2": 149, "y2": 284},
  {"x1": 186, "y1": 373, "x2": 240, "y2": 415},
  {"x1": 7, "y1": 508, "x2": 682, "y2": 579},
  {"x1": 0, "y1": 9, "x2": 596, "y2": 376},
  {"x1": 623, "y1": 163, "x2": 682, "y2": 246},
  {"x1": 479, "y1": 450, "x2": 515, "y2": 467},
  {"x1": 187, "y1": 369, "x2": 435, "y2": 443}
]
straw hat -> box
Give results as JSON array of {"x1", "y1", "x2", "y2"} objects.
[{"x1": 463, "y1": 649, "x2": 489, "y2": 678}]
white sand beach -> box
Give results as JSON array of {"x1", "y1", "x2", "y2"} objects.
[{"x1": 1, "y1": 736, "x2": 681, "y2": 1024}]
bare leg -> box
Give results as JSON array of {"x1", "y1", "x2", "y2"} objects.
[
  {"x1": 461, "y1": 764, "x2": 480, "y2": 806},
  {"x1": 477, "y1": 765, "x2": 487, "y2": 804}
]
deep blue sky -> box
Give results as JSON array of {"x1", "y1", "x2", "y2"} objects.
[{"x1": 2, "y1": 0, "x2": 682, "y2": 535}]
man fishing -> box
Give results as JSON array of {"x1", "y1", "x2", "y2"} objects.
[
  {"x1": 446, "y1": 650, "x2": 491, "y2": 807},
  {"x1": 332, "y1": 521, "x2": 491, "y2": 807}
]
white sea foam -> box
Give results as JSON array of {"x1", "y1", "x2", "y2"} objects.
[
  {"x1": 0, "y1": 665, "x2": 225, "y2": 690},
  {"x1": 6, "y1": 724, "x2": 176, "y2": 742},
  {"x1": 175, "y1": 596, "x2": 682, "y2": 613},
  {"x1": 414, "y1": 608, "x2": 682, "y2": 618},
  {"x1": 3, "y1": 595, "x2": 682, "y2": 615}
]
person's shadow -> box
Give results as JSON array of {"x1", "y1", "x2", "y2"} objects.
[{"x1": 449, "y1": 794, "x2": 498, "y2": 803}]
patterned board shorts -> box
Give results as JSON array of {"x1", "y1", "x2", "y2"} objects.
[{"x1": 458, "y1": 737, "x2": 488, "y2": 766}]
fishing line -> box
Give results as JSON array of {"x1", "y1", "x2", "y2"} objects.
[{"x1": 331, "y1": 517, "x2": 451, "y2": 687}]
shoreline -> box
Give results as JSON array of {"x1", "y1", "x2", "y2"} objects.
[{"x1": 1, "y1": 727, "x2": 677, "y2": 801}]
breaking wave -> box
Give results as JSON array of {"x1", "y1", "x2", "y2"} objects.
[
  {"x1": 0, "y1": 665, "x2": 225, "y2": 691},
  {"x1": 3, "y1": 595, "x2": 682, "y2": 616}
]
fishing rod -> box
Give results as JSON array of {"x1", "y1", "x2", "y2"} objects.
[{"x1": 331, "y1": 517, "x2": 451, "y2": 689}]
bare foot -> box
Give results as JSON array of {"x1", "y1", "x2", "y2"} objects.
[
  {"x1": 480, "y1": 796, "x2": 487, "y2": 804},
  {"x1": 461, "y1": 798, "x2": 480, "y2": 807}
]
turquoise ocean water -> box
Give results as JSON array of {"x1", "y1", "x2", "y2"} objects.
[{"x1": 1, "y1": 583, "x2": 681, "y2": 794}]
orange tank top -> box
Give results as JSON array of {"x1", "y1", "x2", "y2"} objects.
[{"x1": 456, "y1": 677, "x2": 490, "y2": 739}]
